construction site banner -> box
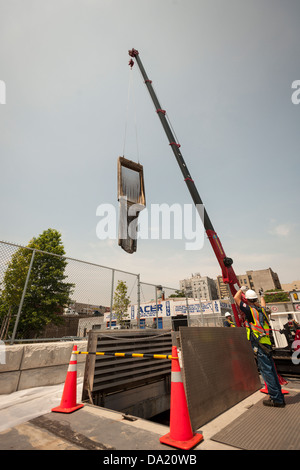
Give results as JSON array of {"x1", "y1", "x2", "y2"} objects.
[{"x1": 104, "y1": 298, "x2": 232, "y2": 322}]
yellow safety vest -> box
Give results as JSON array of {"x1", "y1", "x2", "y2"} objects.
[
  {"x1": 245, "y1": 306, "x2": 271, "y2": 346},
  {"x1": 227, "y1": 320, "x2": 235, "y2": 327}
]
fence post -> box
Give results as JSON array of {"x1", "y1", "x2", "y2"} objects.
[
  {"x1": 197, "y1": 289, "x2": 204, "y2": 326},
  {"x1": 109, "y1": 269, "x2": 115, "y2": 330},
  {"x1": 185, "y1": 295, "x2": 190, "y2": 326},
  {"x1": 11, "y1": 249, "x2": 36, "y2": 344},
  {"x1": 137, "y1": 274, "x2": 140, "y2": 329},
  {"x1": 155, "y1": 285, "x2": 158, "y2": 328}
]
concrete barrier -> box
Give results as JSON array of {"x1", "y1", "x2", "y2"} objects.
[{"x1": 0, "y1": 341, "x2": 87, "y2": 394}]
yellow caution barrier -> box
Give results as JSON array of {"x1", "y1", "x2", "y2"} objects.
[{"x1": 73, "y1": 351, "x2": 177, "y2": 360}]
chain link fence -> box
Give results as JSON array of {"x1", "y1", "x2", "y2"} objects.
[
  {"x1": 0, "y1": 240, "x2": 229, "y2": 344},
  {"x1": 0, "y1": 241, "x2": 140, "y2": 343}
]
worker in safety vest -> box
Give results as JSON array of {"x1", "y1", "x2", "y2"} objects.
[
  {"x1": 234, "y1": 286, "x2": 285, "y2": 408},
  {"x1": 223, "y1": 312, "x2": 235, "y2": 327}
]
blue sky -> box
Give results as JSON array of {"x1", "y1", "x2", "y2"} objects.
[{"x1": 0, "y1": 0, "x2": 299, "y2": 288}]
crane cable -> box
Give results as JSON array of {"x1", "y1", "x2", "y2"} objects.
[{"x1": 122, "y1": 66, "x2": 140, "y2": 163}]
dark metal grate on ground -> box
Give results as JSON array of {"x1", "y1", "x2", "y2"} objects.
[{"x1": 211, "y1": 392, "x2": 300, "y2": 450}]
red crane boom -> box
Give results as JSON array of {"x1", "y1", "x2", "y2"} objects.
[{"x1": 128, "y1": 48, "x2": 242, "y2": 326}]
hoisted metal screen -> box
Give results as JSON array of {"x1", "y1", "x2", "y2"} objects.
[{"x1": 117, "y1": 156, "x2": 146, "y2": 254}]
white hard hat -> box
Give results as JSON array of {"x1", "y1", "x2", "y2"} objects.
[
  {"x1": 245, "y1": 289, "x2": 258, "y2": 300},
  {"x1": 225, "y1": 312, "x2": 232, "y2": 317}
]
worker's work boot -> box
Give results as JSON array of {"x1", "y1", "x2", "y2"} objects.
[{"x1": 263, "y1": 398, "x2": 285, "y2": 408}]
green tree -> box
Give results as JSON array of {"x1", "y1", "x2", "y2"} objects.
[
  {"x1": 112, "y1": 280, "x2": 130, "y2": 326},
  {"x1": 0, "y1": 229, "x2": 74, "y2": 339},
  {"x1": 169, "y1": 290, "x2": 185, "y2": 298},
  {"x1": 264, "y1": 289, "x2": 289, "y2": 303}
]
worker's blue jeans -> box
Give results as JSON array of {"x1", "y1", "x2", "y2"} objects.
[{"x1": 254, "y1": 342, "x2": 285, "y2": 404}]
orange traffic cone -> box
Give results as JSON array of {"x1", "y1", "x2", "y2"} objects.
[
  {"x1": 260, "y1": 381, "x2": 289, "y2": 395},
  {"x1": 277, "y1": 371, "x2": 288, "y2": 386},
  {"x1": 260, "y1": 364, "x2": 289, "y2": 395},
  {"x1": 52, "y1": 345, "x2": 84, "y2": 413},
  {"x1": 159, "y1": 346, "x2": 203, "y2": 450}
]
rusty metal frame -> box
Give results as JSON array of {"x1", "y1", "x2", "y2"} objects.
[{"x1": 117, "y1": 156, "x2": 146, "y2": 206}]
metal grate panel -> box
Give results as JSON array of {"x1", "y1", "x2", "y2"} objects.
[
  {"x1": 211, "y1": 392, "x2": 300, "y2": 450},
  {"x1": 178, "y1": 327, "x2": 261, "y2": 430}
]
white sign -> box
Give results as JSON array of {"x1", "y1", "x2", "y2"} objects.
[{"x1": 104, "y1": 299, "x2": 232, "y2": 322}]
